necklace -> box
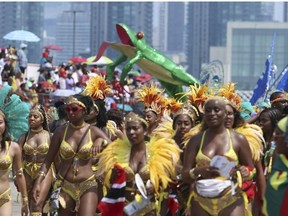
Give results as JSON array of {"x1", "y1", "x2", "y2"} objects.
[
  {"x1": 30, "y1": 127, "x2": 44, "y2": 133},
  {"x1": 70, "y1": 122, "x2": 86, "y2": 129}
]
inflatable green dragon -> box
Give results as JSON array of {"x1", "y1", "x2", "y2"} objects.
[{"x1": 95, "y1": 23, "x2": 199, "y2": 97}]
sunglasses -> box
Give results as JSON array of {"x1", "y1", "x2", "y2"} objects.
[{"x1": 64, "y1": 106, "x2": 84, "y2": 113}]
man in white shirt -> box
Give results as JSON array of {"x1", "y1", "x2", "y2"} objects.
[{"x1": 18, "y1": 43, "x2": 28, "y2": 74}]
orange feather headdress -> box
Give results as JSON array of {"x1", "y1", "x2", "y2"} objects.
[
  {"x1": 135, "y1": 82, "x2": 168, "y2": 117},
  {"x1": 83, "y1": 75, "x2": 112, "y2": 100}
]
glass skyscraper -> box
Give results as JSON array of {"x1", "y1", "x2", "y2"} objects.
[
  {"x1": 0, "y1": 2, "x2": 44, "y2": 63},
  {"x1": 186, "y1": 2, "x2": 274, "y2": 78},
  {"x1": 90, "y1": 2, "x2": 153, "y2": 60}
]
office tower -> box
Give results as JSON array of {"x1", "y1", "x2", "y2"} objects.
[
  {"x1": 284, "y1": 2, "x2": 288, "y2": 21},
  {"x1": 186, "y1": 2, "x2": 274, "y2": 78},
  {"x1": 90, "y1": 2, "x2": 153, "y2": 59},
  {"x1": 155, "y1": 2, "x2": 185, "y2": 53},
  {"x1": 55, "y1": 2, "x2": 91, "y2": 64},
  {"x1": 227, "y1": 22, "x2": 288, "y2": 90},
  {"x1": 0, "y1": 2, "x2": 44, "y2": 64}
]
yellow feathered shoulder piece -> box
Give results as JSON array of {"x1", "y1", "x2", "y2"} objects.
[
  {"x1": 106, "y1": 120, "x2": 117, "y2": 139},
  {"x1": 182, "y1": 124, "x2": 201, "y2": 148},
  {"x1": 235, "y1": 124, "x2": 264, "y2": 162},
  {"x1": 153, "y1": 109, "x2": 174, "y2": 139},
  {"x1": 146, "y1": 136, "x2": 181, "y2": 194},
  {"x1": 96, "y1": 136, "x2": 131, "y2": 187}
]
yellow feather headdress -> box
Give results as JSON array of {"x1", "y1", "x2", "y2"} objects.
[
  {"x1": 217, "y1": 82, "x2": 242, "y2": 110},
  {"x1": 135, "y1": 82, "x2": 168, "y2": 117},
  {"x1": 83, "y1": 75, "x2": 112, "y2": 100},
  {"x1": 178, "y1": 83, "x2": 211, "y2": 111}
]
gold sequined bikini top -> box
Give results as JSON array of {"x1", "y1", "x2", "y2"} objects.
[
  {"x1": 0, "y1": 142, "x2": 12, "y2": 171},
  {"x1": 23, "y1": 132, "x2": 49, "y2": 155},
  {"x1": 125, "y1": 165, "x2": 150, "y2": 183},
  {"x1": 59, "y1": 125, "x2": 93, "y2": 160},
  {"x1": 196, "y1": 129, "x2": 238, "y2": 168}
]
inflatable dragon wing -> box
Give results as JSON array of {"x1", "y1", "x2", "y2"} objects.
[{"x1": 94, "y1": 23, "x2": 200, "y2": 98}]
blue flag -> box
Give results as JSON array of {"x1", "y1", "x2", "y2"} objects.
[
  {"x1": 250, "y1": 58, "x2": 271, "y2": 105},
  {"x1": 277, "y1": 66, "x2": 288, "y2": 92}
]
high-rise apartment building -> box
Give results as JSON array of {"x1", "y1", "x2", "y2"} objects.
[
  {"x1": 90, "y1": 2, "x2": 153, "y2": 59},
  {"x1": 186, "y1": 2, "x2": 274, "y2": 78},
  {"x1": 0, "y1": 2, "x2": 44, "y2": 63}
]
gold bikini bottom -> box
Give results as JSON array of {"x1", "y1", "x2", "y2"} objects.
[
  {"x1": 23, "y1": 161, "x2": 42, "y2": 180},
  {"x1": 0, "y1": 188, "x2": 11, "y2": 207},
  {"x1": 60, "y1": 175, "x2": 98, "y2": 212},
  {"x1": 188, "y1": 187, "x2": 243, "y2": 216}
]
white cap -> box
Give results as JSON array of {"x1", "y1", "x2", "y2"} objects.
[{"x1": 20, "y1": 43, "x2": 27, "y2": 48}]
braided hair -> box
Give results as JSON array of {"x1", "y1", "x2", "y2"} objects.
[
  {"x1": 30, "y1": 104, "x2": 50, "y2": 132},
  {"x1": 259, "y1": 108, "x2": 283, "y2": 129}
]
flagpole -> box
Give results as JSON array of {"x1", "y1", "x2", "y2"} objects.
[
  {"x1": 266, "y1": 64, "x2": 288, "y2": 92},
  {"x1": 263, "y1": 32, "x2": 276, "y2": 101}
]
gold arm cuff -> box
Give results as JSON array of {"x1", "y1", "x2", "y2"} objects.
[
  {"x1": 22, "y1": 196, "x2": 29, "y2": 206},
  {"x1": 38, "y1": 171, "x2": 46, "y2": 178},
  {"x1": 189, "y1": 168, "x2": 201, "y2": 180}
]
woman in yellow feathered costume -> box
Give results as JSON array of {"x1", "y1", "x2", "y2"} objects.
[
  {"x1": 96, "y1": 112, "x2": 181, "y2": 215},
  {"x1": 219, "y1": 82, "x2": 266, "y2": 216}
]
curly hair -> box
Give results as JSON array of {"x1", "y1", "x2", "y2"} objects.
[{"x1": 106, "y1": 108, "x2": 124, "y2": 128}]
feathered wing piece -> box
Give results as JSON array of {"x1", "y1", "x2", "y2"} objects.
[
  {"x1": 182, "y1": 124, "x2": 201, "y2": 148},
  {"x1": 96, "y1": 136, "x2": 131, "y2": 187},
  {"x1": 83, "y1": 75, "x2": 113, "y2": 100},
  {"x1": 97, "y1": 134, "x2": 181, "y2": 194},
  {"x1": 146, "y1": 136, "x2": 181, "y2": 194},
  {"x1": 218, "y1": 82, "x2": 242, "y2": 110},
  {"x1": 235, "y1": 124, "x2": 264, "y2": 162},
  {"x1": 0, "y1": 85, "x2": 29, "y2": 141},
  {"x1": 106, "y1": 120, "x2": 117, "y2": 139}
]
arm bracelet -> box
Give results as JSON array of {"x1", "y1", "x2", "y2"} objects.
[
  {"x1": 22, "y1": 196, "x2": 28, "y2": 206},
  {"x1": 38, "y1": 171, "x2": 46, "y2": 178},
  {"x1": 13, "y1": 168, "x2": 24, "y2": 179},
  {"x1": 189, "y1": 168, "x2": 201, "y2": 180}
]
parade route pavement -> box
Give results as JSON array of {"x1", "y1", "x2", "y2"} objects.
[{"x1": 10, "y1": 180, "x2": 22, "y2": 216}]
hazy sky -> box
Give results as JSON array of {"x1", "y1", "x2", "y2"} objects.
[{"x1": 44, "y1": 2, "x2": 285, "y2": 22}]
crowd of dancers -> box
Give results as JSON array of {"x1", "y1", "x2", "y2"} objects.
[{"x1": 0, "y1": 75, "x2": 287, "y2": 216}]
